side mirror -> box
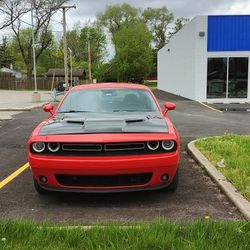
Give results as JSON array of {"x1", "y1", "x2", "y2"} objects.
[
  {"x1": 163, "y1": 102, "x2": 176, "y2": 115},
  {"x1": 43, "y1": 103, "x2": 55, "y2": 115}
]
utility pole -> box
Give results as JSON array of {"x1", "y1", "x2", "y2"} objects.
[
  {"x1": 87, "y1": 33, "x2": 92, "y2": 82},
  {"x1": 31, "y1": 0, "x2": 40, "y2": 102},
  {"x1": 68, "y1": 48, "x2": 73, "y2": 87},
  {"x1": 61, "y1": 5, "x2": 76, "y2": 90}
]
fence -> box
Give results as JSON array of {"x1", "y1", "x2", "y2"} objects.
[
  {"x1": 0, "y1": 78, "x2": 90, "y2": 90},
  {"x1": 0, "y1": 77, "x2": 52, "y2": 90}
]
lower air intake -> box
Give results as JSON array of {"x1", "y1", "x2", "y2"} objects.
[{"x1": 55, "y1": 173, "x2": 152, "y2": 187}]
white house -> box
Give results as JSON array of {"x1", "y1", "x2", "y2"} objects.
[
  {"x1": 0, "y1": 67, "x2": 26, "y2": 79},
  {"x1": 158, "y1": 15, "x2": 250, "y2": 103}
]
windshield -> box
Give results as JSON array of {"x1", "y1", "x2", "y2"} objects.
[{"x1": 58, "y1": 88, "x2": 159, "y2": 113}]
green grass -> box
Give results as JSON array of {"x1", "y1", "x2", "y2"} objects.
[
  {"x1": 53, "y1": 99, "x2": 60, "y2": 104},
  {"x1": 143, "y1": 81, "x2": 157, "y2": 88},
  {"x1": 0, "y1": 220, "x2": 249, "y2": 249},
  {"x1": 195, "y1": 135, "x2": 250, "y2": 201}
]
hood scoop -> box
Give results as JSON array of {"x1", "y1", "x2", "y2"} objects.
[
  {"x1": 65, "y1": 118, "x2": 85, "y2": 125},
  {"x1": 39, "y1": 113, "x2": 168, "y2": 135}
]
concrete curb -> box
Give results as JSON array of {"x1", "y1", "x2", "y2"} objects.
[
  {"x1": 187, "y1": 140, "x2": 250, "y2": 221},
  {"x1": 0, "y1": 102, "x2": 49, "y2": 112}
]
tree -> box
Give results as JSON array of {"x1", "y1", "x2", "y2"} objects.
[
  {"x1": 93, "y1": 62, "x2": 116, "y2": 82},
  {"x1": 0, "y1": 0, "x2": 29, "y2": 30},
  {"x1": 79, "y1": 24, "x2": 106, "y2": 69},
  {"x1": 98, "y1": 3, "x2": 138, "y2": 36},
  {"x1": 66, "y1": 28, "x2": 83, "y2": 63},
  {"x1": 96, "y1": 4, "x2": 188, "y2": 81},
  {"x1": 10, "y1": 0, "x2": 68, "y2": 77},
  {"x1": 142, "y1": 7, "x2": 174, "y2": 50},
  {"x1": 35, "y1": 38, "x2": 64, "y2": 75},
  {"x1": 64, "y1": 22, "x2": 106, "y2": 78},
  {"x1": 112, "y1": 21, "x2": 153, "y2": 81},
  {"x1": 0, "y1": 37, "x2": 15, "y2": 68},
  {"x1": 169, "y1": 18, "x2": 189, "y2": 37},
  {"x1": 11, "y1": 27, "x2": 54, "y2": 77}
]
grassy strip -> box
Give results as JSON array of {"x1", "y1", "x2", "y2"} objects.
[
  {"x1": 0, "y1": 220, "x2": 249, "y2": 249},
  {"x1": 143, "y1": 81, "x2": 157, "y2": 88},
  {"x1": 195, "y1": 135, "x2": 250, "y2": 201}
]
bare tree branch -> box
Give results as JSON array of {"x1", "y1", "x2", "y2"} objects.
[
  {"x1": 9, "y1": 0, "x2": 69, "y2": 77},
  {"x1": 0, "y1": 0, "x2": 30, "y2": 30}
]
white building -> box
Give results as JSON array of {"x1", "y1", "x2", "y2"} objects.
[
  {"x1": 158, "y1": 15, "x2": 250, "y2": 103},
  {"x1": 0, "y1": 67, "x2": 26, "y2": 79}
]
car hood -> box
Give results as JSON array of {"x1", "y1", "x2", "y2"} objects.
[{"x1": 39, "y1": 112, "x2": 168, "y2": 135}]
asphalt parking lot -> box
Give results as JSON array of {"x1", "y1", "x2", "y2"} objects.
[{"x1": 0, "y1": 90, "x2": 249, "y2": 224}]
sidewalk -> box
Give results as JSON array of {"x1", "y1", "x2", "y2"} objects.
[
  {"x1": 206, "y1": 102, "x2": 250, "y2": 112},
  {"x1": 0, "y1": 90, "x2": 52, "y2": 120}
]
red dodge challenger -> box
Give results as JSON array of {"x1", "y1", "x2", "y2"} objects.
[{"x1": 28, "y1": 83, "x2": 179, "y2": 194}]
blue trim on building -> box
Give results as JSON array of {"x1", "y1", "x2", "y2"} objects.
[{"x1": 208, "y1": 15, "x2": 250, "y2": 52}]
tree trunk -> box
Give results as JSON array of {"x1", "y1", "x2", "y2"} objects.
[{"x1": 26, "y1": 62, "x2": 33, "y2": 79}]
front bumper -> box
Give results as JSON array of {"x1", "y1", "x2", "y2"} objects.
[{"x1": 29, "y1": 151, "x2": 179, "y2": 192}]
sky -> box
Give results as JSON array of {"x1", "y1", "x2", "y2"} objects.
[
  {"x1": 1, "y1": 0, "x2": 250, "y2": 59},
  {"x1": 65, "y1": 0, "x2": 250, "y2": 27},
  {"x1": 2, "y1": 0, "x2": 250, "y2": 37},
  {"x1": 61, "y1": 0, "x2": 250, "y2": 59}
]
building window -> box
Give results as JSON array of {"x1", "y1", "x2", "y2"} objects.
[
  {"x1": 207, "y1": 57, "x2": 248, "y2": 99},
  {"x1": 228, "y1": 58, "x2": 248, "y2": 98},
  {"x1": 207, "y1": 58, "x2": 227, "y2": 98}
]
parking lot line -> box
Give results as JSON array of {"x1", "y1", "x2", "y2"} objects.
[
  {"x1": 198, "y1": 102, "x2": 223, "y2": 113},
  {"x1": 0, "y1": 163, "x2": 29, "y2": 189}
]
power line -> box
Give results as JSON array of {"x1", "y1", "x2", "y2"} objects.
[
  {"x1": 14, "y1": 18, "x2": 33, "y2": 27},
  {"x1": 50, "y1": 18, "x2": 63, "y2": 25}
]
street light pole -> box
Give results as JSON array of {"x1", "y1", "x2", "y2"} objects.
[
  {"x1": 62, "y1": 7, "x2": 68, "y2": 90},
  {"x1": 61, "y1": 5, "x2": 76, "y2": 91},
  {"x1": 31, "y1": 0, "x2": 40, "y2": 102}
]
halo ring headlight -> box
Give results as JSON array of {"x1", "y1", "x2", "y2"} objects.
[
  {"x1": 162, "y1": 140, "x2": 175, "y2": 151},
  {"x1": 147, "y1": 141, "x2": 159, "y2": 151},
  {"x1": 32, "y1": 142, "x2": 46, "y2": 153},
  {"x1": 48, "y1": 142, "x2": 60, "y2": 152}
]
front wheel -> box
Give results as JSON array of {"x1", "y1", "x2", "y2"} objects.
[{"x1": 33, "y1": 177, "x2": 49, "y2": 195}]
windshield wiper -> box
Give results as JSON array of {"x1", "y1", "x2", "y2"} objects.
[
  {"x1": 113, "y1": 110, "x2": 138, "y2": 112},
  {"x1": 58, "y1": 110, "x2": 90, "y2": 113}
]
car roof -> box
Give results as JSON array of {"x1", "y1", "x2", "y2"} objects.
[{"x1": 70, "y1": 83, "x2": 150, "y2": 91}]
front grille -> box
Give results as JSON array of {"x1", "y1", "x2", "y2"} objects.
[
  {"x1": 62, "y1": 144, "x2": 102, "y2": 152},
  {"x1": 60, "y1": 142, "x2": 147, "y2": 156},
  {"x1": 55, "y1": 173, "x2": 152, "y2": 187}
]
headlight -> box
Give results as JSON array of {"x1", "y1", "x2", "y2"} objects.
[
  {"x1": 162, "y1": 140, "x2": 175, "y2": 151},
  {"x1": 48, "y1": 142, "x2": 60, "y2": 152},
  {"x1": 32, "y1": 142, "x2": 45, "y2": 153},
  {"x1": 147, "y1": 141, "x2": 159, "y2": 150}
]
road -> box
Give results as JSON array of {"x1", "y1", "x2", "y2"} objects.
[{"x1": 0, "y1": 90, "x2": 249, "y2": 224}]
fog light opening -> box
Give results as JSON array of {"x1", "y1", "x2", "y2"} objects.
[
  {"x1": 161, "y1": 174, "x2": 169, "y2": 182},
  {"x1": 39, "y1": 176, "x2": 48, "y2": 184}
]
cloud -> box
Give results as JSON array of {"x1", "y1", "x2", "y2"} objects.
[{"x1": 66, "y1": 0, "x2": 249, "y2": 26}]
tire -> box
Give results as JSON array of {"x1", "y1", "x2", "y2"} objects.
[{"x1": 33, "y1": 177, "x2": 49, "y2": 195}]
